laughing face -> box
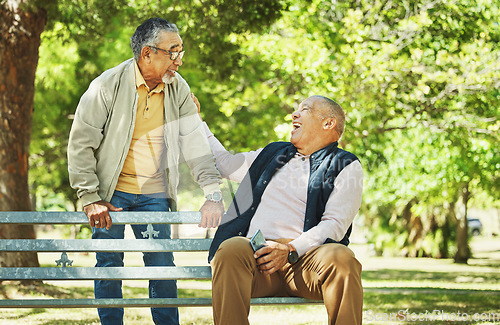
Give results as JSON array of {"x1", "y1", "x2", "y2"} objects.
[{"x1": 291, "y1": 96, "x2": 336, "y2": 155}]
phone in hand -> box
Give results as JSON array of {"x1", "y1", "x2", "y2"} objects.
[{"x1": 250, "y1": 229, "x2": 267, "y2": 252}]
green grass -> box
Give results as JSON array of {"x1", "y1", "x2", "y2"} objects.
[{"x1": 1, "y1": 237, "x2": 499, "y2": 324}]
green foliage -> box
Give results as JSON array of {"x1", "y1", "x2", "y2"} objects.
[
  {"x1": 29, "y1": 0, "x2": 292, "y2": 209},
  {"x1": 30, "y1": 25, "x2": 80, "y2": 210},
  {"x1": 193, "y1": 0, "x2": 499, "y2": 258},
  {"x1": 29, "y1": 0, "x2": 499, "y2": 258},
  {"x1": 242, "y1": 0, "x2": 499, "y2": 258}
]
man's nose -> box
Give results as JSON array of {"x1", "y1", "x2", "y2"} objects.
[
  {"x1": 174, "y1": 57, "x2": 183, "y2": 67},
  {"x1": 292, "y1": 110, "x2": 299, "y2": 119}
]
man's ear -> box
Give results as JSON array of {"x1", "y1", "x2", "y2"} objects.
[
  {"x1": 140, "y1": 46, "x2": 152, "y2": 63},
  {"x1": 323, "y1": 118, "x2": 337, "y2": 130}
]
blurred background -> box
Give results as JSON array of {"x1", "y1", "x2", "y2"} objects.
[{"x1": 1, "y1": 0, "x2": 498, "y2": 266}]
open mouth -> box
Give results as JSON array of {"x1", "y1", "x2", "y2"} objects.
[{"x1": 292, "y1": 122, "x2": 301, "y2": 131}]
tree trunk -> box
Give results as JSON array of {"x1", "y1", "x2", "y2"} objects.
[
  {"x1": 439, "y1": 211, "x2": 451, "y2": 259},
  {"x1": 0, "y1": 2, "x2": 47, "y2": 268},
  {"x1": 454, "y1": 183, "x2": 471, "y2": 264}
]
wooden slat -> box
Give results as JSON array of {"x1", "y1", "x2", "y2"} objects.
[
  {"x1": 0, "y1": 266, "x2": 212, "y2": 281},
  {"x1": 0, "y1": 238, "x2": 211, "y2": 252},
  {"x1": 0, "y1": 211, "x2": 202, "y2": 225}
]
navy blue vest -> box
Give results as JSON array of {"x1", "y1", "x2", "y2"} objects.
[{"x1": 208, "y1": 141, "x2": 359, "y2": 262}]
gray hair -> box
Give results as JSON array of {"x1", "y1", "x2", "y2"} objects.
[
  {"x1": 314, "y1": 95, "x2": 346, "y2": 138},
  {"x1": 130, "y1": 18, "x2": 179, "y2": 61}
]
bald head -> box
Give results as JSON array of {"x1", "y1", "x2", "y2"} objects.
[{"x1": 311, "y1": 95, "x2": 345, "y2": 138}]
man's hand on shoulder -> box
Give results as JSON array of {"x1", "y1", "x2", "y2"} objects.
[
  {"x1": 191, "y1": 93, "x2": 202, "y2": 120},
  {"x1": 199, "y1": 200, "x2": 224, "y2": 228},
  {"x1": 83, "y1": 200, "x2": 122, "y2": 230}
]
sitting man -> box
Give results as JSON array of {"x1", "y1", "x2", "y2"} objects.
[{"x1": 195, "y1": 94, "x2": 364, "y2": 325}]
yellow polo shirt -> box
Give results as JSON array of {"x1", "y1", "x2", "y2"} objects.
[{"x1": 115, "y1": 61, "x2": 167, "y2": 194}]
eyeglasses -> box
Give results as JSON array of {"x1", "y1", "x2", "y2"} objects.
[{"x1": 149, "y1": 46, "x2": 185, "y2": 61}]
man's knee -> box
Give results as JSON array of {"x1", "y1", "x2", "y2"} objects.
[
  {"x1": 212, "y1": 237, "x2": 253, "y2": 270},
  {"x1": 316, "y1": 244, "x2": 362, "y2": 276}
]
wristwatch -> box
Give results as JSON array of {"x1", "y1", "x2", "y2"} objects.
[
  {"x1": 287, "y1": 244, "x2": 299, "y2": 264},
  {"x1": 205, "y1": 191, "x2": 223, "y2": 203}
]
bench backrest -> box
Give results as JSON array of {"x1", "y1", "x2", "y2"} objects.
[
  {"x1": 0, "y1": 211, "x2": 212, "y2": 281},
  {"x1": 0, "y1": 211, "x2": 322, "y2": 308}
]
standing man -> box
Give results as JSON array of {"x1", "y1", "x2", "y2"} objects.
[
  {"x1": 195, "y1": 95, "x2": 363, "y2": 325},
  {"x1": 68, "y1": 18, "x2": 224, "y2": 325}
]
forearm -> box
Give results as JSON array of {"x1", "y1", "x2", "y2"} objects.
[
  {"x1": 176, "y1": 89, "x2": 223, "y2": 193},
  {"x1": 67, "y1": 138, "x2": 102, "y2": 206},
  {"x1": 290, "y1": 219, "x2": 349, "y2": 257},
  {"x1": 202, "y1": 122, "x2": 262, "y2": 183}
]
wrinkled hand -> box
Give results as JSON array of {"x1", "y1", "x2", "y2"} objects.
[
  {"x1": 199, "y1": 200, "x2": 224, "y2": 228},
  {"x1": 83, "y1": 200, "x2": 123, "y2": 230},
  {"x1": 254, "y1": 241, "x2": 291, "y2": 275},
  {"x1": 191, "y1": 93, "x2": 202, "y2": 120}
]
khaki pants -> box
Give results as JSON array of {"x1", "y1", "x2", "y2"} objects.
[{"x1": 211, "y1": 237, "x2": 363, "y2": 325}]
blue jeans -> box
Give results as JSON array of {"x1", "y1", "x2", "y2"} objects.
[{"x1": 93, "y1": 190, "x2": 179, "y2": 325}]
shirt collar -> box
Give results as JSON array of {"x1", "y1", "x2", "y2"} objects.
[
  {"x1": 134, "y1": 60, "x2": 164, "y2": 93},
  {"x1": 295, "y1": 152, "x2": 310, "y2": 159}
]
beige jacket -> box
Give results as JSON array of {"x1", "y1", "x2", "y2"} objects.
[{"x1": 68, "y1": 59, "x2": 221, "y2": 207}]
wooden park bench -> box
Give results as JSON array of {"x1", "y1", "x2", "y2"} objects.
[{"x1": 0, "y1": 211, "x2": 321, "y2": 309}]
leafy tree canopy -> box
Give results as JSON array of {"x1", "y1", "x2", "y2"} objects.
[{"x1": 29, "y1": 0, "x2": 499, "y2": 260}]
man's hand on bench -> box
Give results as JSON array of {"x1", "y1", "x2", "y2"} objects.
[
  {"x1": 199, "y1": 200, "x2": 224, "y2": 228},
  {"x1": 84, "y1": 200, "x2": 123, "y2": 230}
]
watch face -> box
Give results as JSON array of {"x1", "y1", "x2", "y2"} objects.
[
  {"x1": 288, "y1": 250, "x2": 299, "y2": 264},
  {"x1": 212, "y1": 192, "x2": 222, "y2": 201}
]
